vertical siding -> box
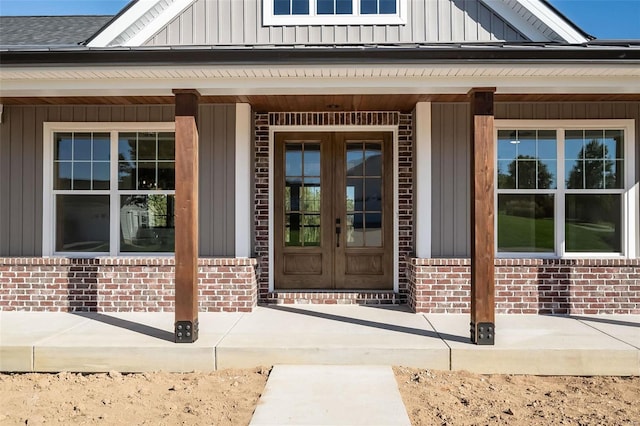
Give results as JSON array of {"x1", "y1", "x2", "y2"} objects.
[
  {"x1": 198, "y1": 105, "x2": 236, "y2": 257},
  {"x1": 431, "y1": 101, "x2": 640, "y2": 258},
  {"x1": 0, "y1": 104, "x2": 236, "y2": 257},
  {"x1": 431, "y1": 102, "x2": 470, "y2": 257},
  {"x1": 145, "y1": 0, "x2": 527, "y2": 46}
]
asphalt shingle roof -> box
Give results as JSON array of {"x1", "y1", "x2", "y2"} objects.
[{"x1": 0, "y1": 15, "x2": 113, "y2": 47}]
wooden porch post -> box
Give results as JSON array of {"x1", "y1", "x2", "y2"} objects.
[
  {"x1": 468, "y1": 88, "x2": 496, "y2": 345},
  {"x1": 173, "y1": 89, "x2": 200, "y2": 343}
]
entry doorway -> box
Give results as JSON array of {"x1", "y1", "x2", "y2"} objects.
[{"x1": 274, "y1": 132, "x2": 394, "y2": 290}]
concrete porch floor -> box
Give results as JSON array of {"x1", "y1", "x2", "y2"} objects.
[{"x1": 1, "y1": 305, "x2": 638, "y2": 375}]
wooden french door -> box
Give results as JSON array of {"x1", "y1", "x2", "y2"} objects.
[{"x1": 274, "y1": 131, "x2": 393, "y2": 290}]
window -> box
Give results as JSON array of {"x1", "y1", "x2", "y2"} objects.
[
  {"x1": 495, "y1": 120, "x2": 636, "y2": 258},
  {"x1": 44, "y1": 123, "x2": 176, "y2": 256},
  {"x1": 263, "y1": 0, "x2": 406, "y2": 25}
]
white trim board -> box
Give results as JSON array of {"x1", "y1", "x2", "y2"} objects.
[
  {"x1": 235, "y1": 103, "x2": 253, "y2": 258},
  {"x1": 267, "y1": 124, "x2": 400, "y2": 293}
]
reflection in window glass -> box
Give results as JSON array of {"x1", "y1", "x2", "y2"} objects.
[
  {"x1": 565, "y1": 194, "x2": 621, "y2": 253},
  {"x1": 497, "y1": 130, "x2": 557, "y2": 190},
  {"x1": 565, "y1": 130, "x2": 622, "y2": 190},
  {"x1": 497, "y1": 194, "x2": 554, "y2": 253},
  {"x1": 120, "y1": 195, "x2": 175, "y2": 252},
  {"x1": 56, "y1": 195, "x2": 110, "y2": 252},
  {"x1": 54, "y1": 132, "x2": 111, "y2": 190},
  {"x1": 118, "y1": 132, "x2": 175, "y2": 191}
]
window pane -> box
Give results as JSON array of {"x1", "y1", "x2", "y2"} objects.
[
  {"x1": 138, "y1": 133, "x2": 156, "y2": 160},
  {"x1": 73, "y1": 133, "x2": 92, "y2": 161},
  {"x1": 497, "y1": 194, "x2": 554, "y2": 253},
  {"x1": 604, "y1": 130, "x2": 623, "y2": 159},
  {"x1": 497, "y1": 131, "x2": 517, "y2": 160},
  {"x1": 379, "y1": 0, "x2": 396, "y2": 13},
  {"x1": 73, "y1": 162, "x2": 91, "y2": 190},
  {"x1": 157, "y1": 162, "x2": 175, "y2": 190},
  {"x1": 157, "y1": 133, "x2": 175, "y2": 160},
  {"x1": 286, "y1": 178, "x2": 302, "y2": 211},
  {"x1": 584, "y1": 130, "x2": 604, "y2": 158},
  {"x1": 55, "y1": 133, "x2": 73, "y2": 161},
  {"x1": 516, "y1": 160, "x2": 536, "y2": 189},
  {"x1": 516, "y1": 130, "x2": 536, "y2": 158},
  {"x1": 565, "y1": 194, "x2": 621, "y2": 253},
  {"x1": 361, "y1": 0, "x2": 377, "y2": 14},
  {"x1": 120, "y1": 195, "x2": 175, "y2": 252},
  {"x1": 317, "y1": 0, "x2": 334, "y2": 14},
  {"x1": 292, "y1": 0, "x2": 309, "y2": 14},
  {"x1": 118, "y1": 133, "x2": 136, "y2": 161},
  {"x1": 497, "y1": 160, "x2": 515, "y2": 189},
  {"x1": 565, "y1": 130, "x2": 584, "y2": 159},
  {"x1": 565, "y1": 159, "x2": 583, "y2": 189},
  {"x1": 56, "y1": 195, "x2": 109, "y2": 252},
  {"x1": 93, "y1": 161, "x2": 110, "y2": 190},
  {"x1": 92, "y1": 133, "x2": 111, "y2": 161},
  {"x1": 337, "y1": 0, "x2": 352, "y2": 14},
  {"x1": 584, "y1": 159, "x2": 604, "y2": 189},
  {"x1": 274, "y1": 0, "x2": 290, "y2": 14},
  {"x1": 537, "y1": 159, "x2": 556, "y2": 190},
  {"x1": 119, "y1": 161, "x2": 136, "y2": 190},
  {"x1": 606, "y1": 160, "x2": 624, "y2": 189},
  {"x1": 302, "y1": 180, "x2": 321, "y2": 212},
  {"x1": 55, "y1": 162, "x2": 72, "y2": 190},
  {"x1": 537, "y1": 130, "x2": 557, "y2": 159},
  {"x1": 138, "y1": 162, "x2": 156, "y2": 190}
]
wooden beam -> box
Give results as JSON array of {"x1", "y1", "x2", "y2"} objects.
[
  {"x1": 173, "y1": 89, "x2": 200, "y2": 343},
  {"x1": 468, "y1": 88, "x2": 496, "y2": 345}
]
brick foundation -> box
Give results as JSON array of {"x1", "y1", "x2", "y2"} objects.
[
  {"x1": 0, "y1": 257, "x2": 257, "y2": 312},
  {"x1": 408, "y1": 258, "x2": 640, "y2": 314}
]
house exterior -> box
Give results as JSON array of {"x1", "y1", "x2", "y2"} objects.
[{"x1": 1, "y1": 0, "x2": 639, "y2": 342}]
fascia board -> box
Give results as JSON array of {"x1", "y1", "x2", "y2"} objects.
[
  {"x1": 123, "y1": 0, "x2": 197, "y2": 46},
  {"x1": 87, "y1": 0, "x2": 160, "y2": 47},
  {"x1": 517, "y1": 0, "x2": 590, "y2": 43},
  {"x1": 480, "y1": 0, "x2": 589, "y2": 43}
]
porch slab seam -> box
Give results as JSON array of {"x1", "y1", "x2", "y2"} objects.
[
  {"x1": 422, "y1": 314, "x2": 453, "y2": 370},
  {"x1": 573, "y1": 318, "x2": 640, "y2": 351}
]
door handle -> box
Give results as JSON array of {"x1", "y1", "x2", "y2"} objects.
[{"x1": 335, "y1": 218, "x2": 341, "y2": 248}]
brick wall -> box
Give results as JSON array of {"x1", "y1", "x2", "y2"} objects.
[
  {"x1": 0, "y1": 257, "x2": 257, "y2": 312},
  {"x1": 408, "y1": 258, "x2": 640, "y2": 314},
  {"x1": 253, "y1": 111, "x2": 414, "y2": 303}
]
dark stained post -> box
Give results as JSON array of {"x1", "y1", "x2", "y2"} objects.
[
  {"x1": 468, "y1": 88, "x2": 496, "y2": 345},
  {"x1": 173, "y1": 89, "x2": 200, "y2": 343}
]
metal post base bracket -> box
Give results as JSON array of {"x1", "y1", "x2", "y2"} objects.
[
  {"x1": 471, "y1": 322, "x2": 495, "y2": 345},
  {"x1": 175, "y1": 320, "x2": 199, "y2": 343}
]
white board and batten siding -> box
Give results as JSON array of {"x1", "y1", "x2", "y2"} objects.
[
  {"x1": 0, "y1": 105, "x2": 237, "y2": 257},
  {"x1": 145, "y1": 0, "x2": 527, "y2": 46}
]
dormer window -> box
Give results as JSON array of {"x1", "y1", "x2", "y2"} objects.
[{"x1": 264, "y1": 0, "x2": 406, "y2": 25}]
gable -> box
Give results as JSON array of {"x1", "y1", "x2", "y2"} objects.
[{"x1": 145, "y1": 0, "x2": 528, "y2": 46}]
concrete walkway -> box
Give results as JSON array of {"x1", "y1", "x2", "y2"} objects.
[{"x1": 1, "y1": 305, "x2": 638, "y2": 375}]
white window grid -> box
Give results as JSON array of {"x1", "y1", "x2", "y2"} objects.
[
  {"x1": 43, "y1": 122, "x2": 176, "y2": 257},
  {"x1": 262, "y1": 0, "x2": 407, "y2": 25},
  {"x1": 494, "y1": 120, "x2": 637, "y2": 259}
]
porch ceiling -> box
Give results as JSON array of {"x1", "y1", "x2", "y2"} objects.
[{"x1": 2, "y1": 94, "x2": 640, "y2": 113}]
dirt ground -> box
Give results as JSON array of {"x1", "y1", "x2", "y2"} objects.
[
  {"x1": 1, "y1": 368, "x2": 638, "y2": 425},
  {"x1": 395, "y1": 367, "x2": 640, "y2": 426}
]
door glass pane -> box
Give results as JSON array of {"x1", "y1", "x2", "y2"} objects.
[
  {"x1": 120, "y1": 195, "x2": 175, "y2": 252},
  {"x1": 364, "y1": 178, "x2": 382, "y2": 211},
  {"x1": 284, "y1": 142, "x2": 320, "y2": 247},
  {"x1": 497, "y1": 194, "x2": 555, "y2": 253},
  {"x1": 56, "y1": 195, "x2": 109, "y2": 252},
  {"x1": 347, "y1": 213, "x2": 364, "y2": 247},
  {"x1": 364, "y1": 213, "x2": 382, "y2": 246},
  {"x1": 565, "y1": 194, "x2": 621, "y2": 253},
  {"x1": 347, "y1": 178, "x2": 364, "y2": 211},
  {"x1": 346, "y1": 143, "x2": 364, "y2": 176},
  {"x1": 285, "y1": 144, "x2": 302, "y2": 176},
  {"x1": 303, "y1": 214, "x2": 321, "y2": 245},
  {"x1": 364, "y1": 143, "x2": 382, "y2": 176}
]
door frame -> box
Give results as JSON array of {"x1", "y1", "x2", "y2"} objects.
[{"x1": 268, "y1": 124, "x2": 400, "y2": 292}]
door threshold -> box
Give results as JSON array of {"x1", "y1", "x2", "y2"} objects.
[{"x1": 264, "y1": 290, "x2": 403, "y2": 305}]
